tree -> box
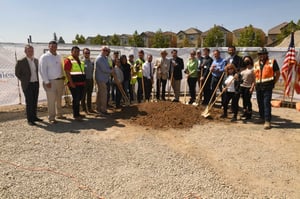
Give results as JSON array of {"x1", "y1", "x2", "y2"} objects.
[
  {"x1": 53, "y1": 32, "x2": 57, "y2": 42},
  {"x1": 237, "y1": 25, "x2": 263, "y2": 47},
  {"x1": 182, "y1": 37, "x2": 190, "y2": 47},
  {"x1": 109, "y1": 34, "x2": 120, "y2": 46},
  {"x1": 203, "y1": 25, "x2": 224, "y2": 47},
  {"x1": 277, "y1": 20, "x2": 300, "y2": 42},
  {"x1": 58, "y1": 36, "x2": 65, "y2": 44},
  {"x1": 72, "y1": 34, "x2": 86, "y2": 44},
  {"x1": 90, "y1": 34, "x2": 103, "y2": 45},
  {"x1": 151, "y1": 29, "x2": 170, "y2": 48},
  {"x1": 129, "y1": 30, "x2": 144, "y2": 47}
]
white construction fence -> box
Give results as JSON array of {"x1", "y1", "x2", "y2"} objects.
[{"x1": 0, "y1": 42, "x2": 299, "y2": 106}]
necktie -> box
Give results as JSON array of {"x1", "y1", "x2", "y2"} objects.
[{"x1": 149, "y1": 62, "x2": 152, "y2": 78}]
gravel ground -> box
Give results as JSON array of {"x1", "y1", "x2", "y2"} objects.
[{"x1": 0, "y1": 101, "x2": 299, "y2": 199}]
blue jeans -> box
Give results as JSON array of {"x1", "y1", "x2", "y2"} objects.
[{"x1": 256, "y1": 88, "x2": 272, "y2": 122}]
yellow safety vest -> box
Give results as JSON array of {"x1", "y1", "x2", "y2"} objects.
[
  {"x1": 68, "y1": 56, "x2": 86, "y2": 84},
  {"x1": 135, "y1": 58, "x2": 145, "y2": 78}
]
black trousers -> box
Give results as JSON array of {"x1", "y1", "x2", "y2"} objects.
[
  {"x1": 23, "y1": 82, "x2": 39, "y2": 122},
  {"x1": 81, "y1": 79, "x2": 94, "y2": 111},
  {"x1": 202, "y1": 77, "x2": 212, "y2": 105},
  {"x1": 144, "y1": 77, "x2": 152, "y2": 101},
  {"x1": 137, "y1": 77, "x2": 143, "y2": 103},
  {"x1": 222, "y1": 91, "x2": 239, "y2": 117},
  {"x1": 69, "y1": 85, "x2": 84, "y2": 118},
  {"x1": 188, "y1": 77, "x2": 198, "y2": 101},
  {"x1": 240, "y1": 86, "x2": 252, "y2": 113},
  {"x1": 156, "y1": 78, "x2": 167, "y2": 100}
]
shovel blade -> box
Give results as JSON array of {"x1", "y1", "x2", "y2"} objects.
[{"x1": 201, "y1": 106, "x2": 209, "y2": 116}]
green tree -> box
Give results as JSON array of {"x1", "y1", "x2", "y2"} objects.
[
  {"x1": 58, "y1": 36, "x2": 65, "y2": 44},
  {"x1": 277, "y1": 20, "x2": 300, "y2": 42},
  {"x1": 203, "y1": 25, "x2": 224, "y2": 47},
  {"x1": 109, "y1": 34, "x2": 120, "y2": 46},
  {"x1": 237, "y1": 25, "x2": 263, "y2": 47},
  {"x1": 91, "y1": 34, "x2": 103, "y2": 45},
  {"x1": 53, "y1": 32, "x2": 57, "y2": 41},
  {"x1": 182, "y1": 37, "x2": 190, "y2": 47},
  {"x1": 72, "y1": 34, "x2": 86, "y2": 44},
  {"x1": 151, "y1": 29, "x2": 169, "y2": 48},
  {"x1": 129, "y1": 30, "x2": 144, "y2": 47}
]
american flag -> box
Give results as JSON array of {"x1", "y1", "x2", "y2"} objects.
[{"x1": 281, "y1": 32, "x2": 297, "y2": 96}]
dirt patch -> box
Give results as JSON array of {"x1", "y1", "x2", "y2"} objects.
[{"x1": 125, "y1": 101, "x2": 222, "y2": 129}]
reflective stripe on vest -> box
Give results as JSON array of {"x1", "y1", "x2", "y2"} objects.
[
  {"x1": 68, "y1": 56, "x2": 85, "y2": 83},
  {"x1": 135, "y1": 58, "x2": 144, "y2": 78},
  {"x1": 254, "y1": 59, "x2": 274, "y2": 84}
]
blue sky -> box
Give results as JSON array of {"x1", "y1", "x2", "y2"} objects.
[{"x1": 0, "y1": 0, "x2": 300, "y2": 43}]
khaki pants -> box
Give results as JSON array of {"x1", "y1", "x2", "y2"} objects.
[
  {"x1": 43, "y1": 79, "x2": 64, "y2": 121},
  {"x1": 172, "y1": 79, "x2": 181, "y2": 100},
  {"x1": 96, "y1": 81, "x2": 107, "y2": 113}
]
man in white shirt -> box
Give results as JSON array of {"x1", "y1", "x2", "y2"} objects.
[
  {"x1": 39, "y1": 40, "x2": 66, "y2": 123},
  {"x1": 143, "y1": 54, "x2": 154, "y2": 101}
]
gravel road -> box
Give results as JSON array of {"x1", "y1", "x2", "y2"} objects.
[{"x1": 0, "y1": 102, "x2": 299, "y2": 199}]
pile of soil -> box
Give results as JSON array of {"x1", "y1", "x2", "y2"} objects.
[{"x1": 126, "y1": 101, "x2": 222, "y2": 129}]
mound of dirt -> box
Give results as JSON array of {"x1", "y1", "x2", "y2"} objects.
[{"x1": 128, "y1": 101, "x2": 222, "y2": 129}]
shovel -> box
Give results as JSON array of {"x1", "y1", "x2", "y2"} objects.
[{"x1": 202, "y1": 76, "x2": 235, "y2": 118}]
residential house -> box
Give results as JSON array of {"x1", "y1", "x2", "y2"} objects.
[
  {"x1": 120, "y1": 34, "x2": 131, "y2": 46},
  {"x1": 201, "y1": 25, "x2": 233, "y2": 47},
  {"x1": 232, "y1": 26, "x2": 266, "y2": 46},
  {"x1": 163, "y1": 31, "x2": 177, "y2": 47},
  {"x1": 141, "y1": 31, "x2": 155, "y2": 47},
  {"x1": 267, "y1": 22, "x2": 288, "y2": 46},
  {"x1": 177, "y1": 28, "x2": 202, "y2": 48}
]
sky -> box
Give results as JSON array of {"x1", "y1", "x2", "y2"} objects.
[{"x1": 0, "y1": 0, "x2": 300, "y2": 44}]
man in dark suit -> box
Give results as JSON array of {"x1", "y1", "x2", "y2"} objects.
[
  {"x1": 170, "y1": 49, "x2": 184, "y2": 102},
  {"x1": 15, "y1": 45, "x2": 42, "y2": 125},
  {"x1": 227, "y1": 46, "x2": 243, "y2": 71}
]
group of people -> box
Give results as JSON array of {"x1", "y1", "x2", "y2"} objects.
[{"x1": 15, "y1": 41, "x2": 280, "y2": 130}]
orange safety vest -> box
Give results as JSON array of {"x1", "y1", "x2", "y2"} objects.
[{"x1": 253, "y1": 59, "x2": 274, "y2": 84}]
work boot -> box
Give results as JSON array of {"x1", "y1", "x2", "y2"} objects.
[{"x1": 264, "y1": 121, "x2": 271, "y2": 130}]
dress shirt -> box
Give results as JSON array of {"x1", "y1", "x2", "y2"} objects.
[
  {"x1": 143, "y1": 61, "x2": 153, "y2": 79},
  {"x1": 83, "y1": 59, "x2": 94, "y2": 80},
  {"x1": 95, "y1": 55, "x2": 111, "y2": 83},
  {"x1": 26, "y1": 57, "x2": 38, "y2": 82},
  {"x1": 39, "y1": 51, "x2": 63, "y2": 84},
  {"x1": 211, "y1": 58, "x2": 226, "y2": 77}
]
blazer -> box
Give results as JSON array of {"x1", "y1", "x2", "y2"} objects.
[{"x1": 15, "y1": 57, "x2": 39, "y2": 91}]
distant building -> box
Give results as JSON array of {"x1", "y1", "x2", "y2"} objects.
[
  {"x1": 141, "y1": 31, "x2": 155, "y2": 47},
  {"x1": 177, "y1": 28, "x2": 202, "y2": 48},
  {"x1": 267, "y1": 22, "x2": 288, "y2": 46},
  {"x1": 201, "y1": 25, "x2": 233, "y2": 47},
  {"x1": 163, "y1": 31, "x2": 177, "y2": 48},
  {"x1": 120, "y1": 34, "x2": 131, "y2": 46}
]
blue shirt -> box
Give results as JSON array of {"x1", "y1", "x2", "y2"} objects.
[
  {"x1": 212, "y1": 58, "x2": 226, "y2": 77},
  {"x1": 95, "y1": 55, "x2": 111, "y2": 83},
  {"x1": 83, "y1": 59, "x2": 94, "y2": 80}
]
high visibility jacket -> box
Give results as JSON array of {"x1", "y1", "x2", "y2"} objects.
[
  {"x1": 68, "y1": 56, "x2": 86, "y2": 85},
  {"x1": 135, "y1": 58, "x2": 145, "y2": 78},
  {"x1": 254, "y1": 59, "x2": 275, "y2": 84},
  {"x1": 108, "y1": 56, "x2": 113, "y2": 68}
]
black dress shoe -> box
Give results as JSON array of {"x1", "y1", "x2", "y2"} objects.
[
  {"x1": 28, "y1": 121, "x2": 37, "y2": 126},
  {"x1": 34, "y1": 118, "x2": 43, "y2": 122}
]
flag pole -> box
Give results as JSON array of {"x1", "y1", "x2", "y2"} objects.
[{"x1": 291, "y1": 62, "x2": 298, "y2": 103}]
